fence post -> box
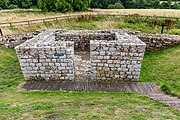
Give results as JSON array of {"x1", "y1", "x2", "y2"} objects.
[
  {"x1": 28, "y1": 21, "x2": 30, "y2": 26},
  {"x1": 10, "y1": 23, "x2": 13, "y2": 28},
  {"x1": 0, "y1": 28, "x2": 3, "y2": 36},
  {"x1": 161, "y1": 24, "x2": 165, "y2": 34}
]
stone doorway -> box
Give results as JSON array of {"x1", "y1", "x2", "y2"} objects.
[{"x1": 74, "y1": 51, "x2": 91, "y2": 82}]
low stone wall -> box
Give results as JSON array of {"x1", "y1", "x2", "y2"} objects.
[
  {"x1": 1, "y1": 30, "x2": 180, "y2": 51},
  {"x1": 0, "y1": 31, "x2": 40, "y2": 48},
  {"x1": 126, "y1": 31, "x2": 180, "y2": 51}
]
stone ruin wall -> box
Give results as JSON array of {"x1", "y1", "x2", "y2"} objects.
[
  {"x1": 15, "y1": 30, "x2": 146, "y2": 82},
  {"x1": 1, "y1": 30, "x2": 180, "y2": 52},
  {"x1": 55, "y1": 30, "x2": 115, "y2": 52},
  {"x1": 128, "y1": 31, "x2": 180, "y2": 52},
  {"x1": 15, "y1": 31, "x2": 74, "y2": 81},
  {"x1": 90, "y1": 33, "x2": 146, "y2": 81}
]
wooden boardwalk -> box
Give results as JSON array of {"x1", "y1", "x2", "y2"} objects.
[
  {"x1": 19, "y1": 81, "x2": 180, "y2": 110},
  {"x1": 20, "y1": 81, "x2": 161, "y2": 94}
]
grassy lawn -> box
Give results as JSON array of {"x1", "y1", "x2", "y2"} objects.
[
  {"x1": 0, "y1": 45, "x2": 180, "y2": 119},
  {"x1": 140, "y1": 46, "x2": 180, "y2": 96}
]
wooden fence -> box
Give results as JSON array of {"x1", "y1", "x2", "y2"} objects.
[
  {"x1": 0, "y1": 12, "x2": 179, "y2": 36},
  {"x1": 0, "y1": 12, "x2": 179, "y2": 28}
]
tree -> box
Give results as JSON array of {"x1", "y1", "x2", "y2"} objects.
[
  {"x1": 172, "y1": 3, "x2": 180, "y2": 9},
  {"x1": 90, "y1": 0, "x2": 120, "y2": 9},
  {"x1": 31, "y1": 0, "x2": 37, "y2": 6},
  {"x1": 71, "y1": 0, "x2": 91, "y2": 11},
  {"x1": 38, "y1": 0, "x2": 56, "y2": 12},
  {"x1": 0, "y1": 0, "x2": 8, "y2": 9},
  {"x1": 38, "y1": 0, "x2": 91, "y2": 12},
  {"x1": 8, "y1": 0, "x2": 33, "y2": 8},
  {"x1": 56, "y1": 0, "x2": 73, "y2": 12},
  {"x1": 152, "y1": 0, "x2": 160, "y2": 9},
  {"x1": 108, "y1": 2, "x2": 124, "y2": 9},
  {"x1": 21, "y1": 0, "x2": 32, "y2": 8},
  {"x1": 160, "y1": 0, "x2": 172, "y2": 9}
]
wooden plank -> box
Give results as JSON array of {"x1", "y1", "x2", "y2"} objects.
[{"x1": 20, "y1": 81, "x2": 164, "y2": 94}]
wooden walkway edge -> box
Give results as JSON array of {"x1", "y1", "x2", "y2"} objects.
[{"x1": 19, "y1": 81, "x2": 180, "y2": 110}]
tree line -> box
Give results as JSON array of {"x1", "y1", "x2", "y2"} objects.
[
  {"x1": 0, "y1": 0, "x2": 37, "y2": 9},
  {"x1": 0, "y1": 0, "x2": 180, "y2": 12},
  {"x1": 90, "y1": 0, "x2": 180, "y2": 9}
]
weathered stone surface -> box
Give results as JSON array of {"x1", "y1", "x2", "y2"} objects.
[
  {"x1": 15, "y1": 30, "x2": 74, "y2": 81},
  {"x1": 15, "y1": 29, "x2": 146, "y2": 82},
  {"x1": 1, "y1": 29, "x2": 179, "y2": 52}
]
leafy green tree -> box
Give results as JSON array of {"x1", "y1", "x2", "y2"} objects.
[
  {"x1": 160, "y1": 0, "x2": 172, "y2": 9},
  {"x1": 0, "y1": 0, "x2": 8, "y2": 9},
  {"x1": 108, "y1": 2, "x2": 124, "y2": 9},
  {"x1": 8, "y1": 0, "x2": 33, "y2": 8},
  {"x1": 38, "y1": 0, "x2": 91, "y2": 12},
  {"x1": 72, "y1": 0, "x2": 91, "y2": 11},
  {"x1": 31, "y1": 0, "x2": 37, "y2": 6},
  {"x1": 152, "y1": 0, "x2": 160, "y2": 9},
  {"x1": 90, "y1": 0, "x2": 120, "y2": 9},
  {"x1": 21, "y1": 0, "x2": 32, "y2": 8},
  {"x1": 114, "y1": 2, "x2": 124, "y2": 9},
  {"x1": 38, "y1": 0, "x2": 56, "y2": 12},
  {"x1": 56, "y1": 0, "x2": 73, "y2": 12},
  {"x1": 172, "y1": 3, "x2": 180, "y2": 9},
  {"x1": 108, "y1": 4, "x2": 114, "y2": 9}
]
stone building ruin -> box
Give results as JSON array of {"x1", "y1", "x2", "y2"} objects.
[{"x1": 15, "y1": 29, "x2": 146, "y2": 82}]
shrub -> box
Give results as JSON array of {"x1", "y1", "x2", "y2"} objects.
[
  {"x1": 7, "y1": 4, "x2": 18, "y2": 9},
  {"x1": 161, "y1": 84, "x2": 171, "y2": 95},
  {"x1": 0, "y1": 0, "x2": 8, "y2": 9},
  {"x1": 108, "y1": 2, "x2": 124, "y2": 9}
]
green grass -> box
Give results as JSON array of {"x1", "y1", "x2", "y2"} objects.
[
  {"x1": 0, "y1": 45, "x2": 180, "y2": 119},
  {"x1": 140, "y1": 46, "x2": 180, "y2": 96}
]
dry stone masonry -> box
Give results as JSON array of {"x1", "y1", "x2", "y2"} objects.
[
  {"x1": 15, "y1": 30, "x2": 74, "y2": 81},
  {"x1": 15, "y1": 29, "x2": 146, "y2": 82},
  {"x1": 90, "y1": 32, "x2": 146, "y2": 81},
  {"x1": 2, "y1": 30, "x2": 180, "y2": 51}
]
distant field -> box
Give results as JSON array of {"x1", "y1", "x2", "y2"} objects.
[
  {"x1": 0, "y1": 9, "x2": 180, "y2": 24},
  {"x1": 0, "y1": 9, "x2": 65, "y2": 23},
  {"x1": 160, "y1": 1, "x2": 180, "y2": 4},
  {"x1": 91, "y1": 9, "x2": 180, "y2": 18}
]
